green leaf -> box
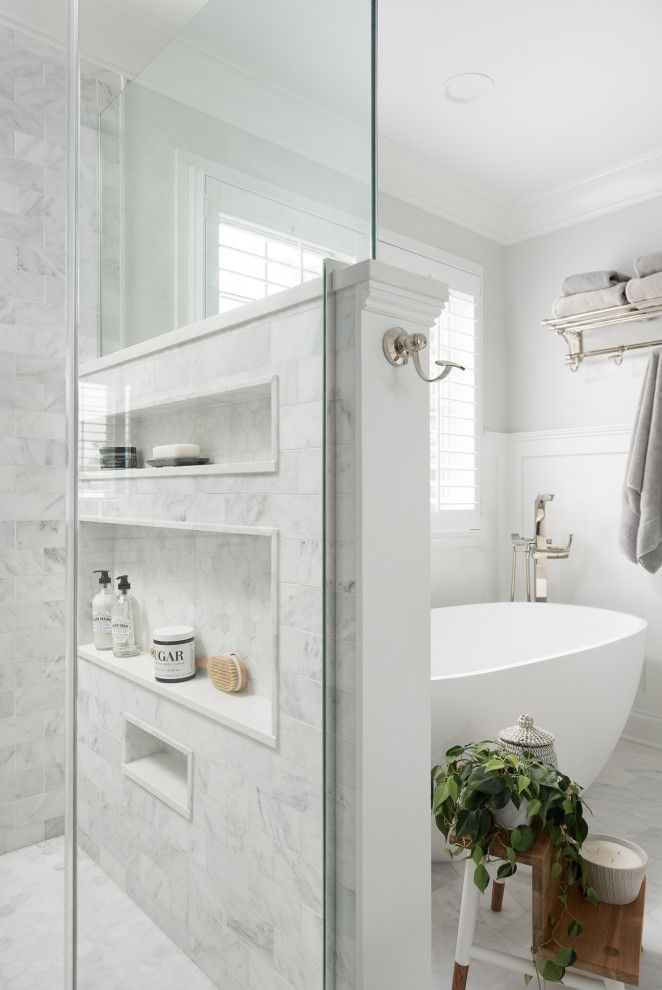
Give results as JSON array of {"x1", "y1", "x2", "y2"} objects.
[
  {"x1": 555, "y1": 947, "x2": 577, "y2": 968},
  {"x1": 485, "y1": 758, "x2": 506, "y2": 771},
  {"x1": 473, "y1": 863, "x2": 490, "y2": 892},
  {"x1": 448, "y1": 775, "x2": 459, "y2": 801},
  {"x1": 523, "y1": 976, "x2": 533, "y2": 986},
  {"x1": 527, "y1": 799, "x2": 542, "y2": 819},
  {"x1": 471, "y1": 843, "x2": 484, "y2": 865},
  {"x1": 586, "y1": 886, "x2": 600, "y2": 906},
  {"x1": 433, "y1": 781, "x2": 450, "y2": 812},
  {"x1": 497, "y1": 862, "x2": 515, "y2": 880},
  {"x1": 550, "y1": 862, "x2": 562, "y2": 881},
  {"x1": 537, "y1": 959, "x2": 564, "y2": 982},
  {"x1": 475, "y1": 775, "x2": 506, "y2": 795},
  {"x1": 568, "y1": 920, "x2": 583, "y2": 938},
  {"x1": 510, "y1": 827, "x2": 522, "y2": 850},
  {"x1": 477, "y1": 808, "x2": 492, "y2": 840},
  {"x1": 517, "y1": 775, "x2": 531, "y2": 794},
  {"x1": 445, "y1": 744, "x2": 465, "y2": 759},
  {"x1": 518, "y1": 826, "x2": 534, "y2": 852},
  {"x1": 506, "y1": 845, "x2": 516, "y2": 867},
  {"x1": 456, "y1": 810, "x2": 478, "y2": 838}
]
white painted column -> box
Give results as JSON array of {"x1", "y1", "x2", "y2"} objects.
[{"x1": 333, "y1": 260, "x2": 448, "y2": 990}]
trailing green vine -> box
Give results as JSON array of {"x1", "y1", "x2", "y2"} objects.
[{"x1": 432, "y1": 742, "x2": 599, "y2": 984}]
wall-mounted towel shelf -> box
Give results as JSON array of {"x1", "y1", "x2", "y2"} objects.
[{"x1": 543, "y1": 297, "x2": 662, "y2": 371}]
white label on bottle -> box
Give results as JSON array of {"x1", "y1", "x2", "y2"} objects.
[
  {"x1": 112, "y1": 614, "x2": 135, "y2": 647},
  {"x1": 93, "y1": 608, "x2": 112, "y2": 635},
  {"x1": 153, "y1": 639, "x2": 195, "y2": 679}
]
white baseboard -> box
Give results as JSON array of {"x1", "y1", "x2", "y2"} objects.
[{"x1": 622, "y1": 709, "x2": 662, "y2": 750}]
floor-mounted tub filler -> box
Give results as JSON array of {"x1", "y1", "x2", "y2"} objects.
[{"x1": 431, "y1": 601, "x2": 646, "y2": 859}]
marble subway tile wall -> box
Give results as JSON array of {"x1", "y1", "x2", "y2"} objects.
[
  {"x1": 0, "y1": 23, "x2": 121, "y2": 854},
  {"x1": 0, "y1": 24, "x2": 68, "y2": 854},
  {"x1": 77, "y1": 295, "x2": 328, "y2": 988}
]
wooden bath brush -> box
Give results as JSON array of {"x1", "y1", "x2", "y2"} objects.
[{"x1": 204, "y1": 652, "x2": 249, "y2": 693}]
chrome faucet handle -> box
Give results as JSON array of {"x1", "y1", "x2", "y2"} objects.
[{"x1": 546, "y1": 534, "x2": 573, "y2": 558}]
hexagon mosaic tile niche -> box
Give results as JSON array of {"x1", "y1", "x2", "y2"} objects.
[{"x1": 79, "y1": 524, "x2": 274, "y2": 699}]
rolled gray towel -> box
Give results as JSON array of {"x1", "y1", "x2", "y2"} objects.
[
  {"x1": 552, "y1": 281, "x2": 627, "y2": 318},
  {"x1": 562, "y1": 270, "x2": 629, "y2": 295},
  {"x1": 626, "y1": 271, "x2": 662, "y2": 307},
  {"x1": 634, "y1": 252, "x2": 662, "y2": 278}
]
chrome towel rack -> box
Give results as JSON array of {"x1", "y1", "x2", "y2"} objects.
[
  {"x1": 542, "y1": 297, "x2": 662, "y2": 371},
  {"x1": 382, "y1": 327, "x2": 465, "y2": 383}
]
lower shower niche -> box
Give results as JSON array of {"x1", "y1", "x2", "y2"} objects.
[
  {"x1": 122, "y1": 714, "x2": 193, "y2": 819},
  {"x1": 78, "y1": 517, "x2": 278, "y2": 746}
]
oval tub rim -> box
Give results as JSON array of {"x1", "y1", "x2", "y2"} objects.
[{"x1": 431, "y1": 601, "x2": 647, "y2": 682}]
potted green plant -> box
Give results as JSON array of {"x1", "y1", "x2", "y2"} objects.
[{"x1": 432, "y1": 741, "x2": 599, "y2": 985}]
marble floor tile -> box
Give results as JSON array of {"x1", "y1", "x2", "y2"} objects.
[
  {"x1": 0, "y1": 837, "x2": 214, "y2": 990},
  {"x1": 1, "y1": 739, "x2": 661, "y2": 989},
  {"x1": 432, "y1": 739, "x2": 662, "y2": 990}
]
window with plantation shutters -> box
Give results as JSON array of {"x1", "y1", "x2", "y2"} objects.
[
  {"x1": 428, "y1": 286, "x2": 480, "y2": 528},
  {"x1": 377, "y1": 235, "x2": 482, "y2": 531},
  {"x1": 217, "y1": 217, "x2": 354, "y2": 313}
]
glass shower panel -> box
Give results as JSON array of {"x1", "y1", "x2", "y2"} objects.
[
  {"x1": 73, "y1": 2, "x2": 375, "y2": 988},
  {"x1": 96, "y1": 0, "x2": 375, "y2": 355}
]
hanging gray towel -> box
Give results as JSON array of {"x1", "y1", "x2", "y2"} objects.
[
  {"x1": 561, "y1": 270, "x2": 629, "y2": 295},
  {"x1": 552, "y1": 282, "x2": 627, "y2": 318},
  {"x1": 620, "y1": 349, "x2": 662, "y2": 573},
  {"x1": 634, "y1": 252, "x2": 662, "y2": 279},
  {"x1": 626, "y1": 271, "x2": 662, "y2": 307}
]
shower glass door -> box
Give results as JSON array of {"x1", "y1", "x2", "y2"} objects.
[{"x1": 69, "y1": 1, "x2": 375, "y2": 987}]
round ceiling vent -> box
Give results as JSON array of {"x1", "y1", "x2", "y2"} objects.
[{"x1": 443, "y1": 72, "x2": 495, "y2": 104}]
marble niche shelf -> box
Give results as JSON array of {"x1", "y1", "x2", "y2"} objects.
[
  {"x1": 79, "y1": 374, "x2": 278, "y2": 480},
  {"x1": 80, "y1": 644, "x2": 276, "y2": 748},
  {"x1": 78, "y1": 516, "x2": 278, "y2": 748}
]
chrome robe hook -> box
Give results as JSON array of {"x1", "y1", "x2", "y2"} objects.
[{"x1": 382, "y1": 328, "x2": 465, "y2": 383}]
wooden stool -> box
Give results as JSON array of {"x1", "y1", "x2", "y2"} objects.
[{"x1": 451, "y1": 831, "x2": 645, "y2": 990}]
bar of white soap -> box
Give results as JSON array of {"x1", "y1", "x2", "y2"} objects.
[{"x1": 152, "y1": 443, "x2": 200, "y2": 459}]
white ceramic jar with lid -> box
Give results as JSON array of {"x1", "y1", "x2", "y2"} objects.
[{"x1": 152, "y1": 626, "x2": 196, "y2": 682}]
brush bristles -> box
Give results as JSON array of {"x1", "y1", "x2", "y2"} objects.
[{"x1": 207, "y1": 653, "x2": 247, "y2": 693}]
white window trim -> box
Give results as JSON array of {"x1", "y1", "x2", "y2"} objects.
[
  {"x1": 378, "y1": 229, "x2": 484, "y2": 535},
  {"x1": 175, "y1": 149, "x2": 370, "y2": 326}
]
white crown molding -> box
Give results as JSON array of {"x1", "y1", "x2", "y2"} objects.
[
  {"x1": 379, "y1": 138, "x2": 510, "y2": 244},
  {"x1": 506, "y1": 146, "x2": 662, "y2": 243},
  {"x1": 380, "y1": 137, "x2": 662, "y2": 246}
]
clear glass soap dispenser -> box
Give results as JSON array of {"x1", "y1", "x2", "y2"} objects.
[
  {"x1": 111, "y1": 574, "x2": 141, "y2": 657},
  {"x1": 92, "y1": 569, "x2": 113, "y2": 650}
]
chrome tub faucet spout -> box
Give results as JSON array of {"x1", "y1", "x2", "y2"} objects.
[{"x1": 510, "y1": 494, "x2": 573, "y2": 603}]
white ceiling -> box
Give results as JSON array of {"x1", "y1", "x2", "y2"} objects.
[
  {"x1": 378, "y1": 0, "x2": 662, "y2": 205},
  {"x1": 4, "y1": 0, "x2": 662, "y2": 239}
]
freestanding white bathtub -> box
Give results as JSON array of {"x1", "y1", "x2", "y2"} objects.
[{"x1": 431, "y1": 602, "x2": 646, "y2": 791}]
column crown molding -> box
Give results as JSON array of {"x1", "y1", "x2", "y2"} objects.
[{"x1": 333, "y1": 259, "x2": 448, "y2": 328}]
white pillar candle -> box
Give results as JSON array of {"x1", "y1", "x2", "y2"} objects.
[{"x1": 582, "y1": 838, "x2": 643, "y2": 869}]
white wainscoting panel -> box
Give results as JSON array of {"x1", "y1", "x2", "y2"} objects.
[{"x1": 493, "y1": 426, "x2": 662, "y2": 747}]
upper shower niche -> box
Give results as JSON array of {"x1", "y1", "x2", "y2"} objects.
[{"x1": 84, "y1": 0, "x2": 375, "y2": 358}]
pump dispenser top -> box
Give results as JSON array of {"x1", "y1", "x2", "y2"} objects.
[
  {"x1": 93, "y1": 569, "x2": 111, "y2": 587},
  {"x1": 117, "y1": 575, "x2": 131, "y2": 592}
]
